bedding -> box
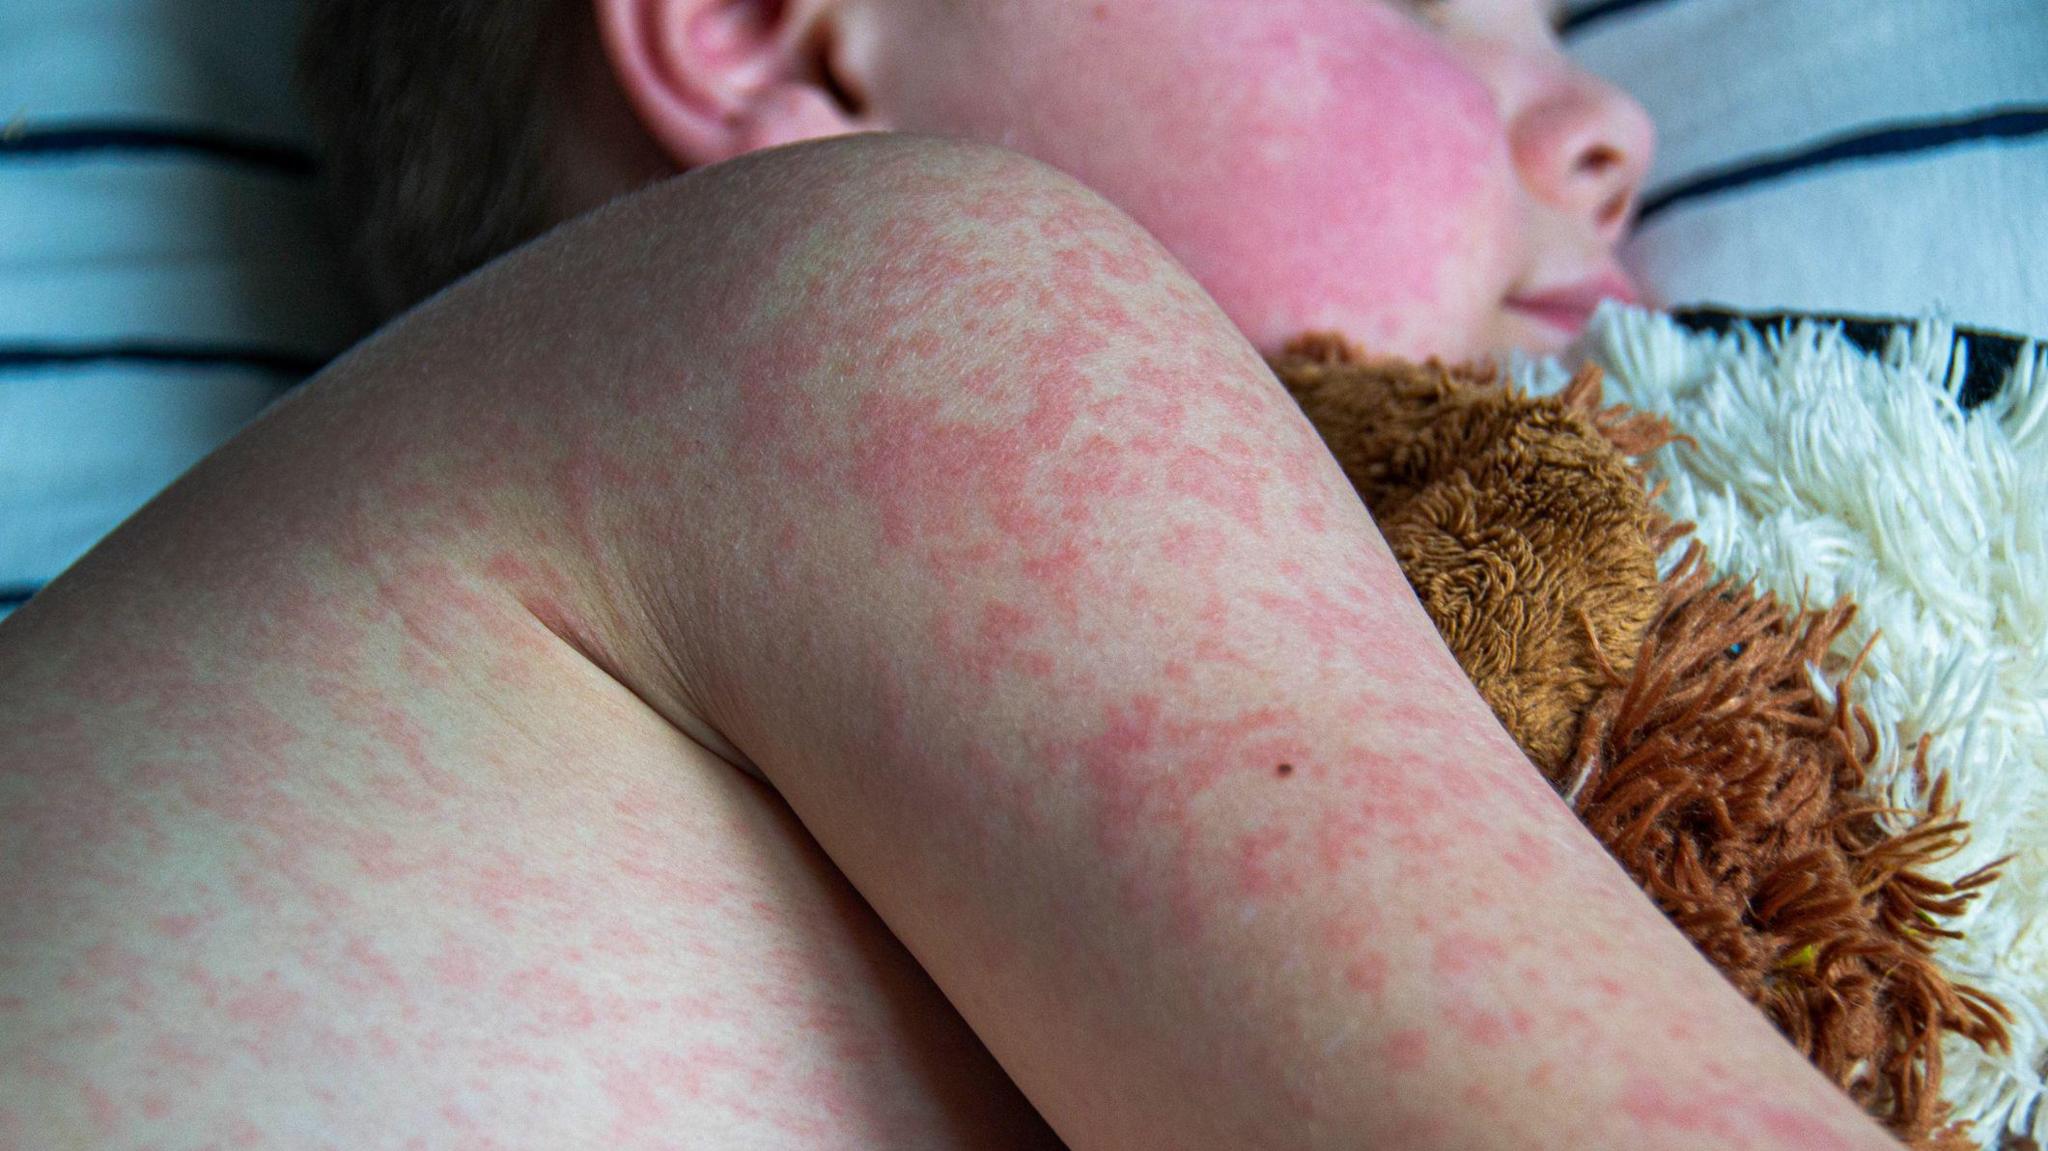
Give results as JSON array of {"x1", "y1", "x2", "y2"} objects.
[
  {"x1": 0, "y1": 0, "x2": 369, "y2": 621},
  {"x1": 1560, "y1": 0, "x2": 2048, "y2": 335}
]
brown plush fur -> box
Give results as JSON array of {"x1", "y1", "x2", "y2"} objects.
[
  {"x1": 1275, "y1": 333, "x2": 1670, "y2": 776},
  {"x1": 1268, "y1": 334, "x2": 2013, "y2": 1150}
]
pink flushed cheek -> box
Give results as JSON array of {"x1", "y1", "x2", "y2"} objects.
[{"x1": 1068, "y1": 5, "x2": 1513, "y2": 356}]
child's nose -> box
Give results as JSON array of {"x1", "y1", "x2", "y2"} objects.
[{"x1": 1510, "y1": 67, "x2": 1656, "y2": 244}]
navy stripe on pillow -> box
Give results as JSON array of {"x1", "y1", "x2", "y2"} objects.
[
  {"x1": 0, "y1": 343, "x2": 323, "y2": 379},
  {"x1": 1640, "y1": 106, "x2": 2048, "y2": 223},
  {"x1": 0, "y1": 123, "x2": 317, "y2": 178},
  {"x1": 0, "y1": 583, "x2": 41, "y2": 611}
]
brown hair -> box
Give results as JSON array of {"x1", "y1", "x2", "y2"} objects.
[{"x1": 297, "y1": 0, "x2": 568, "y2": 317}]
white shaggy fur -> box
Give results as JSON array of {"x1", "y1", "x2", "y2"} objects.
[{"x1": 1514, "y1": 306, "x2": 2048, "y2": 1148}]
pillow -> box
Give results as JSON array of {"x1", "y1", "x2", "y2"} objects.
[
  {"x1": 0, "y1": 0, "x2": 371, "y2": 621},
  {"x1": 1563, "y1": 0, "x2": 2048, "y2": 338}
]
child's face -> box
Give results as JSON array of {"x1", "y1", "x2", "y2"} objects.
[{"x1": 860, "y1": 0, "x2": 1653, "y2": 361}]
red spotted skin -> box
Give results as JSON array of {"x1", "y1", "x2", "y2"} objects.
[{"x1": 0, "y1": 138, "x2": 1891, "y2": 1151}]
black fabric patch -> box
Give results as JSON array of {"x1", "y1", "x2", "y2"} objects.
[
  {"x1": 1671, "y1": 307, "x2": 2033, "y2": 412},
  {"x1": 1639, "y1": 107, "x2": 2048, "y2": 224}
]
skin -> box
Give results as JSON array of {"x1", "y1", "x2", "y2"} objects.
[
  {"x1": 0, "y1": 137, "x2": 1905, "y2": 1150},
  {"x1": 0, "y1": 3, "x2": 1902, "y2": 1149},
  {"x1": 581, "y1": 0, "x2": 1655, "y2": 360}
]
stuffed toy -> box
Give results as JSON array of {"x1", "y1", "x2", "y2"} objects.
[
  {"x1": 1556, "y1": 309, "x2": 2048, "y2": 1151},
  {"x1": 1268, "y1": 330, "x2": 2016, "y2": 1151}
]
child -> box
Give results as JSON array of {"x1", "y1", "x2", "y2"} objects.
[
  {"x1": 0, "y1": 2, "x2": 1913, "y2": 1149},
  {"x1": 303, "y1": 0, "x2": 1654, "y2": 359}
]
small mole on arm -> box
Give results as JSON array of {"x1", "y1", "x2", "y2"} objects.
[{"x1": 1276, "y1": 763, "x2": 1294, "y2": 778}]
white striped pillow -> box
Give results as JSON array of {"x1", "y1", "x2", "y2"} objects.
[
  {"x1": 1563, "y1": 0, "x2": 2048, "y2": 339},
  {"x1": 0, "y1": 0, "x2": 371, "y2": 620}
]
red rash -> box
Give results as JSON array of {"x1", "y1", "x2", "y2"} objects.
[
  {"x1": 1621, "y1": 1077, "x2": 1860, "y2": 1151},
  {"x1": 0, "y1": 127, "x2": 1877, "y2": 1148},
  {"x1": 906, "y1": 0, "x2": 1515, "y2": 357},
  {"x1": 1501, "y1": 830, "x2": 1558, "y2": 880},
  {"x1": 1384, "y1": 1027, "x2": 1431, "y2": 1072},
  {"x1": 1230, "y1": 825, "x2": 1300, "y2": 900}
]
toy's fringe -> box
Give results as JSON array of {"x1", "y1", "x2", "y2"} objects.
[
  {"x1": 1569, "y1": 539, "x2": 2013, "y2": 1149},
  {"x1": 1559, "y1": 374, "x2": 2014, "y2": 1151},
  {"x1": 1564, "y1": 307, "x2": 2048, "y2": 1151}
]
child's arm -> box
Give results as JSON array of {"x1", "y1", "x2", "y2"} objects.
[
  {"x1": 521, "y1": 135, "x2": 1903, "y2": 1150},
  {"x1": 0, "y1": 133, "x2": 1906, "y2": 1150}
]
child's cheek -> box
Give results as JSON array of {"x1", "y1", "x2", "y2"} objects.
[
  {"x1": 1054, "y1": 5, "x2": 1516, "y2": 358},
  {"x1": 1204, "y1": 16, "x2": 1513, "y2": 354}
]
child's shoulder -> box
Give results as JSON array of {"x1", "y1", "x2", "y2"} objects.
[{"x1": 597, "y1": 133, "x2": 1130, "y2": 257}]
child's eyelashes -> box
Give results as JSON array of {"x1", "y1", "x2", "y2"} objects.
[
  {"x1": 1399, "y1": 0, "x2": 1573, "y2": 37},
  {"x1": 1395, "y1": 0, "x2": 1453, "y2": 30}
]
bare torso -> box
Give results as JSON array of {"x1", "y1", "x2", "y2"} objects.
[{"x1": 0, "y1": 146, "x2": 1061, "y2": 1148}]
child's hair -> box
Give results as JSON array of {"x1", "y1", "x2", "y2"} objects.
[{"x1": 297, "y1": 0, "x2": 568, "y2": 317}]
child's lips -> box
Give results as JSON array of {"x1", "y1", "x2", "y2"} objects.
[{"x1": 1505, "y1": 273, "x2": 1640, "y2": 335}]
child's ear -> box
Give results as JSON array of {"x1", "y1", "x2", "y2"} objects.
[{"x1": 593, "y1": 0, "x2": 876, "y2": 167}]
